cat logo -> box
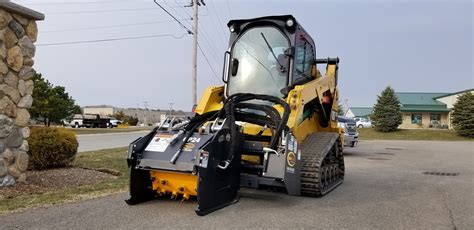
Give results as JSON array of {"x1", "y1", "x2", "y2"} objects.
[{"x1": 287, "y1": 152, "x2": 296, "y2": 167}]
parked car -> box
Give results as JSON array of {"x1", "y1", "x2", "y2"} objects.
[
  {"x1": 109, "y1": 119, "x2": 122, "y2": 128},
  {"x1": 338, "y1": 116, "x2": 359, "y2": 147},
  {"x1": 354, "y1": 117, "x2": 373, "y2": 128}
]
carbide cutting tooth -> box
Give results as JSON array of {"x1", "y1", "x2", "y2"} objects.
[
  {"x1": 182, "y1": 193, "x2": 190, "y2": 201},
  {"x1": 171, "y1": 192, "x2": 178, "y2": 199}
]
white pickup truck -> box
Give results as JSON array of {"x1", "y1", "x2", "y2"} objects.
[{"x1": 63, "y1": 114, "x2": 84, "y2": 128}]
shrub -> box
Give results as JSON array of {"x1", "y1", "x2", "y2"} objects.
[
  {"x1": 371, "y1": 86, "x2": 402, "y2": 132},
  {"x1": 128, "y1": 116, "x2": 139, "y2": 126},
  {"x1": 451, "y1": 92, "x2": 474, "y2": 137},
  {"x1": 28, "y1": 127, "x2": 79, "y2": 170}
]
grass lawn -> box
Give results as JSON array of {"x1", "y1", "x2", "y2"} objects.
[
  {"x1": 0, "y1": 147, "x2": 129, "y2": 214},
  {"x1": 71, "y1": 127, "x2": 153, "y2": 135},
  {"x1": 358, "y1": 128, "x2": 473, "y2": 141}
]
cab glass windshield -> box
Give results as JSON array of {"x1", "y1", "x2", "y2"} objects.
[{"x1": 227, "y1": 27, "x2": 290, "y2": 98}]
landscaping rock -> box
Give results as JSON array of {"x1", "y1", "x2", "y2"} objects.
[
  {"x1": 0, "y1": 59, "x2": 8, "y2": 74},
  {"x1": 19, "y1": 140, "x2": 28, "y2": 152},
  {"x1": 25, "y1": 80, "x2": 34, "y2": 95},
  {"x1": 0, "y1": 84, "x2": 20, "y2": 103},
  {"x1": 7, "y1": 165, "x2": 21, "y2": 178},
  {"x1": 15, "y1": 150, "x2": 28, "y2": 172},
  {"x1": 18, "y1": 79, "x2": 26, "y2": 96},
  {"x1": 4, "y1": 71, "x2": 18, "y2": 87},
  {"x1": 0, "y1": 139, "x2": 5, "y2": 153},
  {"x1": 23, "y1": 57, "x2": 33, "y2": 66},
  {"x1": 17, "y1": 95, "x2": 32, "y2": 108},
  {"x1": 6, "y1": 127, "x2": 22, "y2": 148},
  {"x1": 20, "y1": 127, "x2": 30, "y2": 138},
  {"x1": 0, "y1": 96, "x2": 17, "y2": 118},
  {"x1": 4, "y1": 28, "x2": 18, "y2": 49},
  {"x1": 15, "y1": 109, "x2": 30, "y2": 127},
  {"x1": 17, "y1": 172, "x2": 26, "y2": 183},
  {"x1": 18, "y1": 66, "x2": 35, "y2": 80},
  {"x1": 26, "y1": 20, "x2": 37, "y2": 43},
  {"x1": 18, "y1": 36, "x2": 35, "y2": 58},
  {"x1": 0, "y1": 30, "x2": 6, "y2": 60},
  {"x1": 8, "y1": 20, "x2": 25, "y2": 38},
  {"x1": 0, "y1": 175, "x2": 15, "y2": 187},
  {"x1": 2, "y1": 148, "x2": 14, "y2": 164},
  {"x1": 0, "y1": 9, "x2": 12, "y2": 30},
  {"x1": 7, "y1": 46, "x2": 23, "y2": 72},
  {"x1": 0, "y1": 114, "x2": 14, "y2": 138},
  {"x1": 0, "y1": 162, "x2": 6, "y2": 177}
]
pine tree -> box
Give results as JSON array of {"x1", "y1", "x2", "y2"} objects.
[
  {"x1": 451, "y1": 92, "x2": 474, "y2": 137},
  {"x1": 372, "y1": 86, "x2": 402, "y2": 132}
]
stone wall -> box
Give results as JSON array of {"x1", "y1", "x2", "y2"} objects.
[{"x1": 0, "y1": 2, "x2": 43, "y2": 186}]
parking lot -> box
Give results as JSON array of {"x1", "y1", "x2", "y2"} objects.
[{"x1": 1, "y1": 140, "x2": 473, "y2": 229}]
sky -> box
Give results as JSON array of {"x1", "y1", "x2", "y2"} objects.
[{"x1": 14, "y1": 0, "x2": 473, "y2": 111}]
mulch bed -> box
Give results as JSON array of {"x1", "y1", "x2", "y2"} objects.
[{"x1": 0, "y1": 167, "x2": 115, "y2": 199}]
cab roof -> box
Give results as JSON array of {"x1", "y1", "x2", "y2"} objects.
[{"x1": 227, "y1": 15, "x2": 296, "y2": 27}]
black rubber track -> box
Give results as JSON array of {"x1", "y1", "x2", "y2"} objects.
[{"x1": 300, "y1": 132, "x2": 344, "y2": 197}]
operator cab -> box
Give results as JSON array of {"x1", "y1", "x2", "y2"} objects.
[{"x1": 224, "y1": 15, "x2": 316, "y2": 98}]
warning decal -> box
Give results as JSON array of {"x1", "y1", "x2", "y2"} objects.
[{"x1": 145, "y1": 134, "x2": 173, "y2": 152}]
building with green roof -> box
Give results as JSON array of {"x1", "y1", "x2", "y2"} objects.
[
  {"x1": 347, "y1": 89, "x2": 473, "y2": 129},
  {"x1": 345, "y1": 107, "x2": 373, "y2": 118},
  {"x1": 395, "y1": 92, "x2": 451, "y2": 129}
]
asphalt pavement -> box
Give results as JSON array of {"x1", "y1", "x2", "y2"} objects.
[
  {"x1": 1, "y1": 140, "x2": 473, "y2": 229},
  {"x1": 77, "y1": 131, "x2": 149, "y2": 152}
]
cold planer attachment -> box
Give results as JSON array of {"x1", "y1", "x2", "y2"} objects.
[{"x1": 126, "y1": 93, "x2": 291, "y2": 215}]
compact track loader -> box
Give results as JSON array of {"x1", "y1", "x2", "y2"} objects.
[{"x1": 126, "y1": 15, "x2": 344, "y2": 216}]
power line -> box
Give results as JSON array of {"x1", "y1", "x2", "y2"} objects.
[
  {"x1": 153, "y1": 0, "x2": 193, "y2": 34},
  {"x1": 162, "y1": 0, "x2": 192, "y2": 28},
  {"x1": 20, "y1": 1, "x2": 133, "y2": 5},
  {"x1": 225, "y1": 0, "x2": 233, "y2": 18},
  {"x1": 174, "y1": 0, "x2": 192, "y2": 19},
  {"x1": 204, "y1": 1, "x2": 227, "y2": 48},
  {"x1": 173, "y1": 1, "x2": 221, "y2": 60},
  {"x1": 197, "y1": 43, "x2": 220, "y2": 83},
  {"x1": 36, "y1": 33, "x2": 187, "y2": 47},
  {"x1": 46, "y1": 7, "x2": 167, "y2": 15},
  {"x1": 42, "y1": 19, "x2": 190, "y2": 33},
  {"x1": 208, "y1": 0, "x2": 227, "y2": 37}
]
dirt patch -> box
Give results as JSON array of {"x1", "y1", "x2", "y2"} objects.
[{"x1": 0, "y1": 167, "x2": 115, "y2": 199}]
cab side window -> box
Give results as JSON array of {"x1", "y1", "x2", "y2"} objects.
[{"x1": 294, "y1": 36, "x2": 314, "y2": 83}]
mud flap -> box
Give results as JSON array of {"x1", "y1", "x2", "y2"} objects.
[{"x1": 195, "y1": 128, "x2": 242, "y2": 216}]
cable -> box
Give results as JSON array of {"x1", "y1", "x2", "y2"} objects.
[
  {"x1": 174, "y1": 0, "x2": 192, "y2": 19},
  {"x1": 21, "y1": 1, "x2": 131, "y2": 5},
  {"x1": 204, "y1": 1, "x2": 228, "y2": 47},
  {"x1": 153, "y1": 0, "x2": 193, "y2": 34},
  {"x1": 42, "y1": 19, "x2": 190, "y2": 33},
  {"x1": 36, "y1": 33, "x2": 187, "y2": 47},
  {"x1": 197, "y1": 43, "x2": 220, "y2": 83},
  {"x1": 46, "y1": 7, "x2": 165, "y2": 15},
  {"x1": 208, "y1": 0, "x2": 227, "y2": 37},
  {"x1": 225, "y1": 0, "x2": 232, "y2": 18}
]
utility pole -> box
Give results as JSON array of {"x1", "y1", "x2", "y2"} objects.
[
  {"x1": 169, "y1": 102, "x2": 174, "y2": 117},
  {"x1": 189, "y1": 0, "x2": 205, "y2": 106},
  {"x1": 191, "y1": 0, "x2": 199, "y2": 106},
  {"x1": 143, "y1": 101, "x2": 149, "y2": 126}
]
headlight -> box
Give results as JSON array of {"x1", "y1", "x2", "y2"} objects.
[
  {"x1": 229, "y1": 24, "x2": 236, "y2": 33},
  {"x1": 286, "y1": 18, "x2": 294, "y2": 27}
]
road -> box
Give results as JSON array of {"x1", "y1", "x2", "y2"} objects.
[
  {"x1": 1, "y1": 140, "x2": 473, "y2": 229},
  {"x1": 77, "y1": 131, "x2": 149, "y2": 152}
]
